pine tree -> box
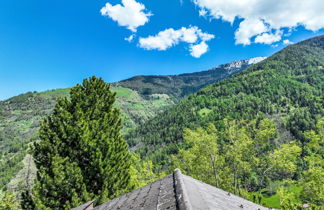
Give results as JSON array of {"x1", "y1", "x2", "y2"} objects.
[{"x1": 27, "y1": 76, "x2": 132, "y2": 209}]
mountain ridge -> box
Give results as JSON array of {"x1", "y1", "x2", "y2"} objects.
[{"x1": 117, "y1": 57, "x2": 266, "y2": 99}]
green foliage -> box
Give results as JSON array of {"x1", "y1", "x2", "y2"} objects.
[
  {"x1": 0, "y1": 191, "x2": 21, "y2": 210},
  {"x1": 269, "y1": 142, "x2": 302, "y2": 180},
  {"x1": 300, "y1": 118, "x2": 324, "y2": 208},
  {"x1": 172, "y1": 116, "x2": 323, "y2": 208},
  {"x1": 173, "y1": 119, "x2": 278, "y2": 196},
  {"x1": 129, "y1": 153, "x2": 163, "y2": 189},
  {"x1": 172, "y1": 124, "x2": 225, "y2": 188},
  {"x1": 32, "y1": 156, "x2": 91, "y2": 209},
  {"x1": 300, "y1": 167, "x2": 324, "y2": 207},
  {"x1": 277, "y1": 185, "x2": 301, "y2": 209},
  {"x1": 28, "y1": 76, "x2": 132, "y2": 209}
]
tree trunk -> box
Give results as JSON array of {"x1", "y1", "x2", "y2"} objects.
[
  {"x1": 210, "y1": 155, "x2": 219, "y2": 187},
  {"x1": 234, "y1": 170, "x2": 237, "y2": 194}
]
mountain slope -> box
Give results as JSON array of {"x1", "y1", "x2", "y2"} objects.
[
  {"x1": 127, "y1": 35, "x2": 324, "y2": 166},
  {"x1": 118, "y1": 57, "x2": 265, "y2": 99},
  {"x1": 0, "y1": 57, "x2": 263, "y2": 192}
]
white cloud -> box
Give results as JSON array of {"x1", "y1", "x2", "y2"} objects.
[
  {"x1": 190, "y1": 42, "x2": 209, "y2": 58},
  {"x1": 199, "y1": 9, "x2": 208, "y2": 17},
  {"x1": 125, "y1": 34, "x2": 135, "y2": 42},
  {"x1": 101, "y1": 0, "x2": 152, "y2": 32},
  {"x1": 235, "y1": 19, "x2": 269, "y2": 45},
  {"x1": 194, "y1": 0, "x2": 324, "y2": 45},
  {"x1": 138, "y1": 26, "x2": 214, "y2": 57},
  {"x1": 182, "y1": 27, "x2": 200, "y2": 43},
  {"x1": 283, "y1": 39, "x2": 294, "y2": 45},
  {"x1": 255, "y1": 30, "x2": 282, "y2": 44},
  {"x1": 138, "y1": 28, "x2": 182, "y2": 50}
]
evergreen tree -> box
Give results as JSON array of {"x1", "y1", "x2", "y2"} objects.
[
  {"x1": 27, "y1": 76, "x2": 132, "y2": 209},
  {"x1": 20, "y1": 190, "x2": 35, "y2": 210}
]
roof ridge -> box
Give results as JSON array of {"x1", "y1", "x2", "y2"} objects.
[{"x1": 173, "y1": 169, "x2": 193, "y2": 210}]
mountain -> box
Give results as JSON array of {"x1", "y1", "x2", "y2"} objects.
[
  {"x1": 127, "y1": 35, "x2": 324, "y2": 166},
  {"x1": 0, "y1": 57, "x2": 263, "y2": 193},
  {"x1": 118, "y1": 57, "x2": 266, "y2": 99}
]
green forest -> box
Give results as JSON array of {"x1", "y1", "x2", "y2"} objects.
[{"x1": 0, "y1": 35, "x2": 323, "y2": 209}]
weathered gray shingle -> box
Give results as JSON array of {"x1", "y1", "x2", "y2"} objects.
[{"x1": 73, "y1": 169, "x2": 268, "y2": 210}]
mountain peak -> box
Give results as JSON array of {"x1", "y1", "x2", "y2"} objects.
[{"x1": 212, "y1": 57, "x2": 266, "y2": 73}]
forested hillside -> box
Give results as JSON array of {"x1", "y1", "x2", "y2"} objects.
[
  {"x1": 126, "y1": 35, "x2": 324, "y2": 208},
  {"x1": 129, "y1": 35, "x2": 323, "y2": 161},
  {"x1": 0, "y1": 57, "x2": 260, "y2": 196}
]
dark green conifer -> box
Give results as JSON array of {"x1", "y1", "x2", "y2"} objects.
[
  {"x1": 27, "y1": 76, "x2": 132, "y2": 209},
  {"x1": 20, "y1": 190, "x2": 35, "y2": 210}
]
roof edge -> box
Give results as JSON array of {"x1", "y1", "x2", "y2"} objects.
[
  {"x1": 71, "y1": 200, "x2": 94, "y2": 210},
  {"x1": 173, "y1": 169, "x2": 193, "y2": 210}
]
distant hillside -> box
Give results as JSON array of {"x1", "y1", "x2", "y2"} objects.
[
  {"x1": 127, "y1": 35, "x2": 324, "y2": 166},
  {"x1": 118, "y1": 57, "x2": 266, "y2": 99},
  {"x1": 0, "y1": 57, "x2": 262, "y2": 193}
]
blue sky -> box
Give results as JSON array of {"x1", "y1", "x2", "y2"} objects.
[{"x1": 0, "y1": 0, "x2": 323, "y2": 100}]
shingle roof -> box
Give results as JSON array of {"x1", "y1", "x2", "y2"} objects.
[{"x1": 73, "y1": 169, "x2": 268, "y2": 210}]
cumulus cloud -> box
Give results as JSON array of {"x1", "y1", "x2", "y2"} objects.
[
  {"x1": 255, "y1": 31, "x2": 283, "y2": 44},
  {"x1": 190, "y1": 42, "x2": 209, "y2": 58},
  {"x1": 101, "y1": 0, "x2": 152, "y2": 32},
  {"x1": 138, "y1": 26, "x2": 214, "y2": 58},
  {"x1": 283, "y1": 39, "x2": 294, "y2": 45},
  {"x1": 235, "y1": 19, "x2": 269, "y2": 45},
  {"x1": 194, "y1": 0, "x2": 324, "y2": 45}
]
